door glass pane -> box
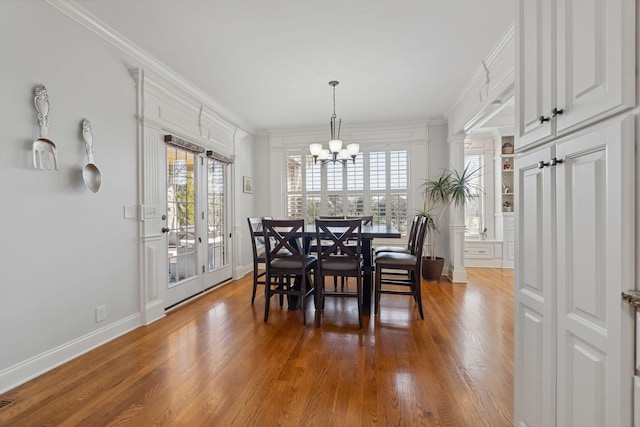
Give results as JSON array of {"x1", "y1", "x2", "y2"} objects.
[
  {"x1": 208, "y1": 159, "x2": 226, "y2": 271},
  {"x1": 167, "y1": 146, "x2": 197, "y2": 285}
]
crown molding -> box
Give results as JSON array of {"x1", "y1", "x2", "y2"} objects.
[
  {"x1": 44, "y1": 0, "x2": 255, "y2": 135},
  {"x1": 446, "y1": 22, "x2": 515, "y2": 118}
]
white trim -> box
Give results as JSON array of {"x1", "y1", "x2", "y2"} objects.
[{"x1": 0, "y1": 313, "x2": 142, "y2": 394}]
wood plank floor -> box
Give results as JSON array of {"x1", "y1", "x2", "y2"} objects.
[{"x1": 0, "y1": 267, "x2": 514, "y2": 426}]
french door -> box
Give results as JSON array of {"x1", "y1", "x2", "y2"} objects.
[{"x1": 164, "y1": 144, "x2": 231, "y2": 308}]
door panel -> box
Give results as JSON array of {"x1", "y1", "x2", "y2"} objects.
[
  {"x1": 165, "y1": 145, "x2": 203, "y2": 307},
  {"x1": 203, "y1": 158, "x2": 231, "y2": 287},
  {"x1": 516, "y1": 0, "x2": 553, "y2": 150},
  {"x1": 555, "y1": 0, "x2": 635, "y2": 135},
  {"x1": 555, "y1": 118, "x2": 634, "y2": 426},
  {"x1": 514, "y1": 146, "x2": 555, "y2": 427}
]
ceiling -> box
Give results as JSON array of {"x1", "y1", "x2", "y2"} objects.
[{"x1": 75, "y1": 0, "x2": 514, "y2": 132}]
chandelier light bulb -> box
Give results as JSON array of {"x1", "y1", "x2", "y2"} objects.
[
  {"x1": 329, "y1": 139, "x2": 343, "y2": 153},
  {"x1": 309, "y1": 143, "x2": 323, "y2": 156}
]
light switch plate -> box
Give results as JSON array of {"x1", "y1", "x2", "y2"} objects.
[{"x1": 123, "y1": 206, "x2": 136, "y2": 219}]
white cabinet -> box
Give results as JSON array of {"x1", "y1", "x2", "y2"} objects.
[
  {"x1": 554, "y1": 117, "x2": 634, "y2": 426},
  {"x1": 515, "y1": 0, "x2": 635, "y2": 151},
  {"x1": 515, "y1": 0, "x2": 554, "y2": 149},
  {"x1": 514, "y1": 144, "x2": 556, "y2": 427},
  {"x1": 514, "y1": 117, "x2": 635, "y2": 426}
]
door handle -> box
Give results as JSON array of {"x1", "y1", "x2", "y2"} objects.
[{"x1": 161, "y1": 227, "x2": 170, "y2": 233}]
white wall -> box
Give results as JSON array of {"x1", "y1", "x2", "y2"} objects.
[
  {"x1": 0, "y1": 1, "x2": 255, "y2": 392},
  {"x1": 0, "y1": 1, "x2": 140, "y2": 388},
  {"x1": 234, "y1": 132, "x2": 257, "y2": 277}
]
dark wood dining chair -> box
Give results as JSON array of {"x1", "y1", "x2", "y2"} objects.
[
  {"x1": 314, "y1": 219, "x2": 364, "y2": 328},
  {"x1": 374, "y1": 215, "x2": 427, "y2": 320},
  {"x1": 247, "y1": 217, "x2": 268, "y2": 304},
  {"x1": 374, "y1": 214, "x2": 419, "y2": 255},
  {"x1": 346, "y1": 215, "x2": 372, "y2": 225},
  {"x1": 262, "y1": 219, "x2": 316, "y2": 325}
]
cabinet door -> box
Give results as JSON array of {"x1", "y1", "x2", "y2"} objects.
[
  {"x1": 514, "y1": 146, "x2": 556, "y2": 427},
  {"x1": 555, "y1": 0, "x2": 635, "y2": 136},
  {"x1": 555, "y1": 117, "x2": 634, "y2": 426},
  {"x1": 515, "y1": 0, "x2": 554, "y2": 151}
]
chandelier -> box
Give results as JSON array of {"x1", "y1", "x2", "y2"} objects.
[{"x1": 309, "y1": 81, "x2": 359, "y2": 166}]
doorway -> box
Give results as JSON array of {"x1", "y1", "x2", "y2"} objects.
[{"x1": 164, "y1": 144, "x2": 231, "y2": 308}]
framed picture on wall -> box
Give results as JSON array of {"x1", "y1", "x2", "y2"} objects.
[{"x1": 243, "y1": 176, "x2": 253, "y2": 194}]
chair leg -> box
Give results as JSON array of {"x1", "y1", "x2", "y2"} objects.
[
  {"x1": 315, "y1": 271, "x2": 321, "y2": 328},
  {"x1": 415, "y1": 270, "x2": 424, "y2": 320},
  {"x1": 300, "y1": 271, "x2": 307, "y2": 326},
  {"x1": 251, "y1": 269, "x2": 258, "y2": 304},
  {"x1": 357, "y1": 273, "x2": 363, "y2": 329},
  {"x1": 264, "y1": 276, "x2": 271, "y2": 323},
  {"x1": 374, "y1": 265, "x2": 381, "y2": 315}
]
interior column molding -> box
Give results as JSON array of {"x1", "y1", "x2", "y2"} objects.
[{"x1": 447, "y1": 133, "x2": 467, "y2": 283}]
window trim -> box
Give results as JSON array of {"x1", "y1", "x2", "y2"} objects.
[{"x1": 285, "y1": 144, "x2": 410, "y2": 235}]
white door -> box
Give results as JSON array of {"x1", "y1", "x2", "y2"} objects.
[
  {"x1": 165, "y1": 145, "x2": 204, "y2": 307},
  {"x1": 555, "y1": 117, "x2": 634, "y2": 426},
  {"x1": 163, "y1": 147, "x2": 232, "y2": 308},
  {"x1": 202, "y1": 156, "x2": 232, "y2": 287},
  {"x1": 514, "y1": 145, "x2": 556, "y2": 427},
  {"x1": 555, "y1": 0, "x2": 635, "y2": 136}
]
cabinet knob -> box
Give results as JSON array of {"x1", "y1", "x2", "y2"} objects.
[
  {"x1": 537, "y1": 160, "x2": 550, "y2": 169},
  {"x1": 551, "y1": 157, "x2": 563, "y2": 166},
  {"x1": 539, "y1": 115, "x2": 550, "y2": 124},
  {"x1": 552, "y1": 108, "x2": 564, "y2": 117},
  {"x1": 161, "y1": 227, "x2": 170, "y2": 233}
]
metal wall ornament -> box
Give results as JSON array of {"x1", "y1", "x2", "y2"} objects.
[
  {"x1": 81, "y1": 119, "x2": 102, "y2": 193},
  {"x1": 32, "y1": 84, "x2": 59, "y2": 171}
]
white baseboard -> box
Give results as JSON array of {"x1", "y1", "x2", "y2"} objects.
[
  {"x1": 144, "y1": 299, "x2": 166, "y2": 325},
  {"x1": 236, "y1": 263, "x2": 252, "y2": 279},
  {"x1": 0, "y1": 313, "x2": 142, "y2": 394},
  {"x1": 448, "y1": 267, "x2": 468, "y2": 283}
]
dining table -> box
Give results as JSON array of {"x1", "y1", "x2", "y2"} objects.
[{"x1": 259, "y1": 223, "x2": 401, "y2": 315}]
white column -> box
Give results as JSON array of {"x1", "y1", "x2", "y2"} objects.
[{"x1": 447, "y1": 133, "x2": 467, "y2": 283}]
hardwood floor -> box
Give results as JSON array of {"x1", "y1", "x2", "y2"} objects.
[{"x1": 0, "y1": 268, "x2": 514, "y2": 426}]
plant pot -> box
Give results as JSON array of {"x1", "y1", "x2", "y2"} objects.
[{"x1": 421, "y1": 256, "x2": 444, "y2": 281}]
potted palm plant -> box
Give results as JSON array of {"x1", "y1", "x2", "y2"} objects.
[{"x1": 420, "y1": 164, "x2": 481, "y2": 281}]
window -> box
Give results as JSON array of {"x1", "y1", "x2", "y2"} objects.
[
  {"x1": 286, "y1": 147, "x2": 409, "y2": 235},
  {"x1": 464, "y1": 153, "x2": 484, "y2": 237}
]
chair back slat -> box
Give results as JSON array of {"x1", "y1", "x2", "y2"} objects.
[
  {"x1": 262, "y1": 219, "x2": 306, "y2": 261},
  {"x1": 413, "y1": 216, "x2": 428, "y2": 259},
  {"x1": 315, "y1": 219, "x2": 362, "y2": 260},
  {"x1": 346, "y1": 215, "x2": 373, "y2": 225},
  {"x1": 247, "y1": 217, "x2": 264, "y2": 257},
  {"x1": 407, "y1": 215, "x2": 420, "y2": 253}
]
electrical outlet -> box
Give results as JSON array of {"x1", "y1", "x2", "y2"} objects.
[{"x1": 96, "y1": 305, "x2": 106, "y2": 323}]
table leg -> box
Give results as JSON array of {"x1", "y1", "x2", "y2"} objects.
[{"x1": 362, "y1": 237, "x2": 373, "y2": 315}]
